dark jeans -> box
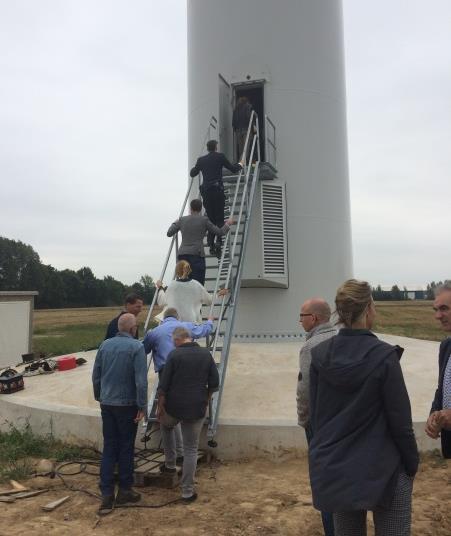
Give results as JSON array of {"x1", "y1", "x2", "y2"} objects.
[
  {"x1": 178, "y1": 254, "x2": 206, "y2": 286},
  {"x1": 100, "y1": 404, "x2": 138, "y2": 496},
  {"x1": 202, "y1": 189, "x2": 225, "y2": 249},
  {"x1": 305, "y1": 424, "x2": 335, "y2": 536}
]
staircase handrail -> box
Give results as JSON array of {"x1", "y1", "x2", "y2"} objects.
[
  {"x1": 142, "y1": 116, "x2": 218, "y2": 334},
  {"x1": 209, "y1": 130, "x2": 258, "y2": 358},
  {"x1": 207, "y1": 110, "x2": 258, "y2": 318},
  {"x1": 265, "y1": 114, "x2": 276, "y2": 167},
  {"x1": 207, "y1": 124, "x2": 261, "y2": 439}
]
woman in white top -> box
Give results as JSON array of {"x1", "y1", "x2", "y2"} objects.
[{"x1": 156, "y1": 260, "x2": 224, "y2": 322}]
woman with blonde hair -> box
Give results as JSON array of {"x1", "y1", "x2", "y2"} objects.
[
  {"x1": 308, "y1": 279, "x2": 418, "y2": 536},
  {"x1": 156, "y1": 260, "x2": 223, "y2": 322}
]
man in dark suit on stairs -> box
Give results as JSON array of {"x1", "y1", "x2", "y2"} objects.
[{"x1": 190, "y1": 140, "x2": 242, "y2": 257}]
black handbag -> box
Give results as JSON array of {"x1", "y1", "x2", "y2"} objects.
[{"x1": 0, "y1": 368, "x2": 24, "y2": 394}]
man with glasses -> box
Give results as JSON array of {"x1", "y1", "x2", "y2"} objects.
[
  {"x1": 296, "y1": 298, "x2": 336, "y2": 536},
  {"x1": 425, "y1": 281, "x2": 451, "y2": 458}
]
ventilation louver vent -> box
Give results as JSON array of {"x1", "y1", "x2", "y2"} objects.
[{"x1": 261, "y1": 182, "x2": 287, "y2": 276}]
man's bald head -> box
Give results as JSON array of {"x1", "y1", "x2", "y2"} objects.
[
  {"x1": 300, "y1": 298, "x2": 331, "y2": 333},
  {"x1": 118, "y1": 313, "x2": 137, "y2": 335},
  {"x1": 304, "y1": 299, "x2": 331, "y2": 321}
]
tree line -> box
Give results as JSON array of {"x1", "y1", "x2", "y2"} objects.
[
  {"x1": 372, "y1": 282, "x2": 446, "y2": 301},
  {"x1": 0, "y1": 236, "x2": 155, "y2": 309}
]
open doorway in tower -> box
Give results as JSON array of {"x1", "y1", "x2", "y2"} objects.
[
  {"x1": 233, "y1": 81, "x2": 265, "y2": 162},
  {"x1": 218, "y1": 74, "x2": 266, "y2": 163}
]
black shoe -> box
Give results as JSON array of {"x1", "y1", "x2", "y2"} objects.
[
  {"x1": 98, "y1": 495, "x2": 114, "y2": 515},
  {"x1": 176, "y1": 456, "x2": 184, "y2": 465},
  {"x1": 182, "y1": 492, "x2": 198, "y2": 503},
  {"x1": 214, "y1": 245, "x2": 222, "y2": 259},
  {"x1": 159, "y1": 464, "x2": 177, "y2": 474},
  {"x1": 209, "y1": 246, "x2": 216, "y2": 256},
  {"x1": 115, "y1": 488, "x2": 141, "y2": 505}
]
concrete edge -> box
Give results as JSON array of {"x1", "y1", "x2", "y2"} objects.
[{"x1": 0, "y1": 398, "x2": 442, "y2": 461}]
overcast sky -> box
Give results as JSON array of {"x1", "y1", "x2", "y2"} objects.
[{"x1": 1, "y1": 1, "x2": 450, "y2": 287}]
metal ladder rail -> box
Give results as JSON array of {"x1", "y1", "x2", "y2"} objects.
[
  {"x1": 208, "y1": 114, "x2": 260, "y2": 356},
  {"x1": 205, "y1": 124, "x2": 260, "y2": 440},
  {"x1": 142, "y1": 115, "x2": 218, "y2": 430},
  {"x1": 206, "y1": 111, "x2": 258, "y2": 320},
  {"x1": 208, "y1": 132, "x2": 258, "y2": 363},
  {"x1": 208, "y1": 159, "x2": 260, "y2": 441},
  {"x1": 142, "y1": 175, "x2": 196, "y2": 336},
  {"x1": 208, "y1": 140, "x2": 256, "y2": 359},
  {"x1": 142, "y1": 114, "x2": 218, "y2": 337},
  {"x1": 203, "y1": 111, "x2": 257, "y2": 353}
]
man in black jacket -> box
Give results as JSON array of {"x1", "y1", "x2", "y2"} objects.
[
  {"x1": 232, "y1": 96, "x2": 253, "y2": 160},
  {"x1": 157, "y1": 326, "x2": 219, "y2": 502},
  {"x1": 425, "y1": 281, "x2": 451, "y2": 457},
  {"x1": 104, "y1": 293, "x2": 143, "y2": 340},
  {"x1": 190, "y1": 140, "x2": 242, "y2": 257}
]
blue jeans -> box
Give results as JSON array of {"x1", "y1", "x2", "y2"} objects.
[
  {"x1": 305, "y1": 424, "x2": 335, "y2": 536},
  {"x1": 100, "y1": 404, "x2": 138, "y2": 496}
]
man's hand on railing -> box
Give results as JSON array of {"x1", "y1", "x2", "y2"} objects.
[
  {"x1": 217, "y1": 288, "x2": 229, "y2": 298},
  {"x1": 225, "y1": 218, "x2": 234, "y2": 226}
]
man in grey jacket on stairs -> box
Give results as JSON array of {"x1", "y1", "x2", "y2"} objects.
[
  {"x1": 296, "y1": 297, "x2": 336, "y2": 536},
  {"x1": 167, "y1": 198, "x2": 232, "y2": 285}
]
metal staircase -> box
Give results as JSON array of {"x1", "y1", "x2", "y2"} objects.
[{"x1": 142, "y1": 111, "x2": 263, "y2": 446}]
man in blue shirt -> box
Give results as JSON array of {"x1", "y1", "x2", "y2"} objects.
[
  {"x1": 143, "y1": 308, "x2": 213, "y2": 375},
  {"x1": 92, "y1": 313, "x2": 148, "y2": 515}
]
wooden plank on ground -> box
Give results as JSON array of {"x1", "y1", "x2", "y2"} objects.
[
  {"x1": 42, "y1": 496, "x2": 71, "y2": 511},
  {"x1": 0, "y1": 496, "x2": 15, "y2": 503},
  {"x1": 13, "y1": 489, "x2": 49, "y2": 499}
]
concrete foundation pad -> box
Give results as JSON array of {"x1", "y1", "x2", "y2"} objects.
[{"x1": 0, "y1": 333, "x2": 442, "y2": 459}]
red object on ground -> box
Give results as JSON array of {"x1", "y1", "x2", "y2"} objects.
[{"x1": 57, "y1": 356, "x2": 77, "y2": 371}]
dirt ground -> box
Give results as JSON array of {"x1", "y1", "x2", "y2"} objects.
[{"x1": 0, "y1": 454, "x2": 449, "y2": 536}]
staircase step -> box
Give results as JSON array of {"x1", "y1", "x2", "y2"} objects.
[
  {"x1": 205, "y1": 264, "x2": 238, "y2": 270},
  {"x1": 208, "y1": 347, "x2": 223, "y2": 353}
]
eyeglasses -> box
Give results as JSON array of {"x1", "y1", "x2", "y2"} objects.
[{"x1": 299, "y1": 313, "x2": 314, "y2": 319}]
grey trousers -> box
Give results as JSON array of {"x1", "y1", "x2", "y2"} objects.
[
  {"x1": 174, "y1": 423, "x2": 184, "y2": 458},
  {"x1": 160, "y1": 412, "x2": 204, "y2": 498},
  {"x1": 333, "y1": 472, "x2": 413, "y2": 536}
]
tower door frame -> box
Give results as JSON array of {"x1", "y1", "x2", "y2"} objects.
[
  {"x1": 218, "y1": 74, "x2": 233, "y2": 161},
  {"x1": 232, "y1": 79, "x2": 266, "y2": 161}
]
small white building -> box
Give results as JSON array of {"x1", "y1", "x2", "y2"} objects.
[{"x1": 0, "y1": 291, "x2": 38, "y2": 369}]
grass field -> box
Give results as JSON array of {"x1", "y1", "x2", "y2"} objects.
[
  {"x1": 30, "y1": 301, "x2": 443, "y2": 357},
  {"x1": 32, "y1": 307, "x2": 158, "y2": 356},
  {"x1": 372, "y1": 300, "x2": 443, "y2": 341}
]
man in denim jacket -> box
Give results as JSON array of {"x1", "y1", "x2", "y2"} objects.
[{"x1": 92, "y1": 313, "x2": 148, "y2": 515}]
